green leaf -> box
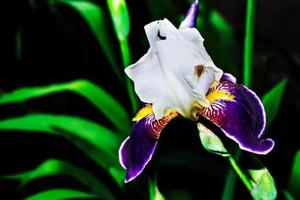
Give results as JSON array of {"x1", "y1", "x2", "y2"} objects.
[
  {"x1": 0, "y1": 114, "x2": 119, "y2": 158},
  {"x1": 0, "y1": 114, "x2": 124, "y2": 184},
  {"x1": 106, "y1": 0, "x2": 130, "y2": 66},
  {"x1": 197, "y1": 123, "x2": 229, "y2": 157},
  {"x1": 243, "y1": 0, "x2": 257, "y2": 87},
  {"x1": 25, "y1": 188, "x2": 94, "y2": 200},
  {"x1": 249, "y1": 168, "x2": 277, "y2": 200},
  {"x1": 51, "y1": 0, "x2": 122, "y2": 79},
  {"x1": 106, "y1": 0, "x2": 138, "y2": 112},
  {"x1": 107, "y1": 0, "x2": 130, "y2": 42},
  {"x1": 262, "y1": 79, "x2": 287, "y2": 128},
  {"x1": 149, "y1": 179, "x2": 165, "y2": 200},
  {"x1": 4, "y1": 159, "x2": 117, "y2": 199},
  {"x1": 0, "y1": 79, "x2": 130, "y2": 133},
  {"x1": 289, "y1": 151, "x2": 300, "y2": 199}
]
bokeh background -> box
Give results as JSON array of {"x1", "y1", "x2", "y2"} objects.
[{"x1": 2, "y1": 0, "x2": 300, "y2": 199}]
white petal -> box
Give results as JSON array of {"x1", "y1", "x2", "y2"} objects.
[
  {"x1": 125, "y1": 48, "x2": 176, "y2": 119},
  {"x1": 125, "y1": 19, "x2": 223, "y2": 119}
]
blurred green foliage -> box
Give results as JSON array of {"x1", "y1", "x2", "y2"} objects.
[
  {"x1": 4, "y1": 159, "x2": 117, "y2": 199},
  {"x1": 289, "y1": 151, "x2": 300, "y2": 199},
  {"x1": 25, "y1": 188, "x2": 95, "y2": 200},
  {"x1": 0, "y1": 80, "x2": 130, "y2": 133}
]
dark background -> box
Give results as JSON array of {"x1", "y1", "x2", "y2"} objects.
[{"x1": 2, "y1": 0, "x2": 300, "y2": 199}]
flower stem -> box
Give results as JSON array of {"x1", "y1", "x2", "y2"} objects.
[
  {"x1": 243, "y1": 0, "x2": 256, "y2": 87},
  {"x1": 228, "y1": 155, "x2": 252, "y2": 191}
]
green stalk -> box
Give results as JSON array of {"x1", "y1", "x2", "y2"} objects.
[
  {"x1": 120, "y1": 39, "x2": 130, "y2": 67},
  {"x1": 228, "y1": 156, "x2": 252, "y2": 191},
  {"x1": 222, "y1": 151, "x2": 241, "y2": 200},
  {"x1": 120, "y1": 39, "x2": 138, "y2": 112},
  {"x1": 222, "y1": 1, "x2": 256, "y2": 198},
  {"x1": 243, "y1": 0, "x2": 256, "y2": 88}
]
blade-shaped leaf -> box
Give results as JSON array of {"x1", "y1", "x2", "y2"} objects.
[
  {"x1": 289, "y1": 151, "x2": 300, "y2": 199},
  {"x1": 107, "y1": 0, "x2": 129, "y2": 42},
  {"x1": 25, "y1": 188, "x2": 94, "y2": 200},
  {"x1": 0, "y1": 79, "x2": 130, "y2": 133},
  {"x1": 262, "y1": 79, "x2": 287, "y2": 128},
  {"x1": 4, "y1": 159, "x2": 117, "y2": 199},
  {"x1": 106, "y1": 0, "x2": 138, "y2": 112},
  {"x1": 106, "y1": 0, "x2": 130, "y2": 66},
  {"x1": 0, "y1": 114, "x2": 119, "y2": 158},
  {"x1": 51, "y1": 0, "x2": 122, "y2": 79},
  {"x1": 243, "y1": 0, "x2": 256, "y2": 87},
  {"x1": 0, "y1": 114, "x2": 124, "y2": 184},
  {"x1": 51, "y1": 0, "x2": 138, "y2": 112}
]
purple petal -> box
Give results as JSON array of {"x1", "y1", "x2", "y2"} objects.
[
  {"x1": 180, "y1": 0, "x2": 199, "y2": 29},
  {"x1": 119, "y1": 111, "x2": 177, "y2": 182},
  {"x1": 198, "y1": 81, "x2": 274, "y2": 154},
  {"x1": 220, "y1": 73, "x2": 237, "y2": 83}
]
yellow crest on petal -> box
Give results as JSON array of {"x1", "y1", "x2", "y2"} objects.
[
  {"x1": 207, "y1": 82, "x2": 235, "y2": 103},
  {"x1": 132, "y1": 105, "x2": 178, "y2": 122},
  {"x1": 132, "y1": 105, "x2": 153, "y2": 122}
]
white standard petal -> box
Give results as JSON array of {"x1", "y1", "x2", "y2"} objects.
[
  {"x1": 125, "y1": 18, "x2": 223, "y2": 120},
  {"x1": 125, "y1": 48, "x2": 177, "y2": 119}
]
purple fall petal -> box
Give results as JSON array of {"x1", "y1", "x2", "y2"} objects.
[
  {"x1": 220, "y1": 73, "x2": 237, "y2": 83},
  {"x1": 119, "y1": 112, "x2": 177, "y2": 182},
  {"x1": 119, "y1": 115, "x2": 158, "y2": 183},
  {"x1": 180, "y1": 0, "x2": 199, "y2": 29},
  {"x1": 198, "y1": 81, "x2": 274, "y2": 154}
]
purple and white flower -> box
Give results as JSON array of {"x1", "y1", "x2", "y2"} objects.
[{"x1": 119, "y1": 0, "x2": 274, "y2": 182}]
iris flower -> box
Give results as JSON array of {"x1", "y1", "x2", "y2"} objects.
[{"x1": 119, "y1": 0, "x2": 274, "y2": 183}]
